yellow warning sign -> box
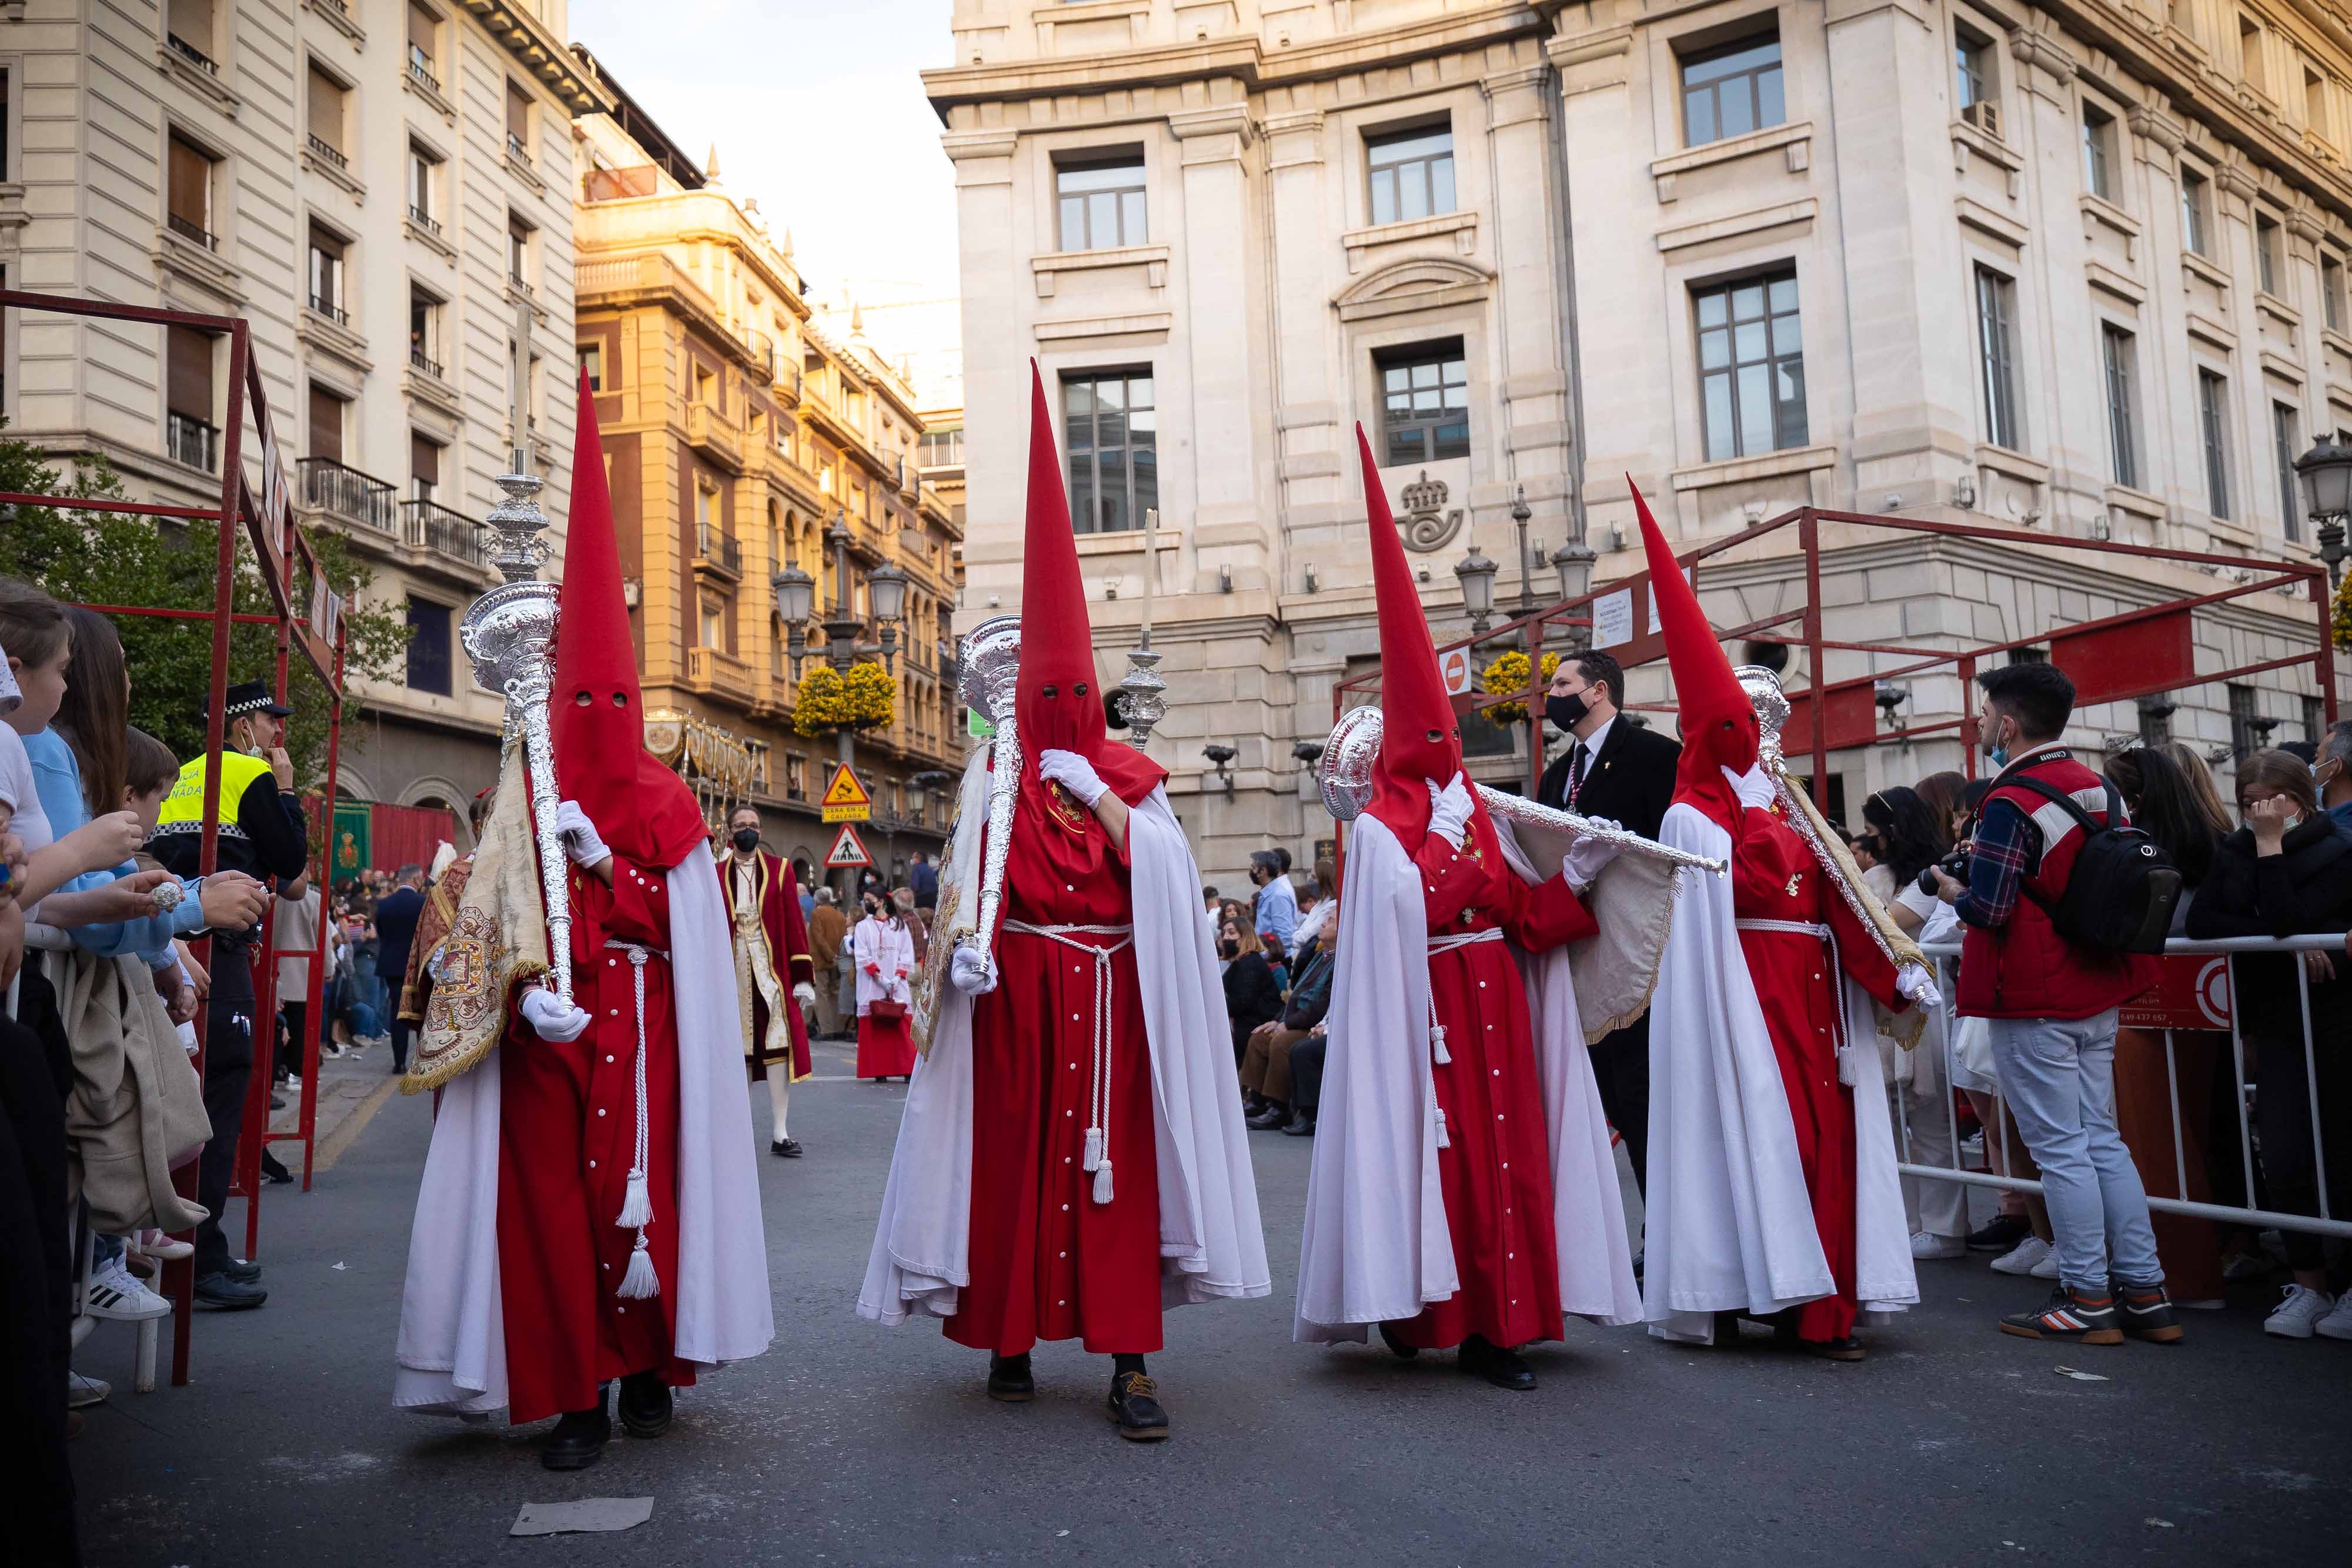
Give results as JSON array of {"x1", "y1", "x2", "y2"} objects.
[{"x1": 820, "y1": 763, "x2": 872, "y2": 823}]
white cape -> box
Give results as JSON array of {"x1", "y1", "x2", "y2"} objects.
[
  {"x1": 1641, "y1": 798, "x2": 1917, "y2": 1344},
  {"x1": 858, "y1": 785, "x2": 1270, "y2": 1323},
  {"x1": 1292, "y1": 814, "x2": 1641, "y2": 1343},
  {"x1": 393, "y1": 859, "x2": 774, "y2": 1416}
]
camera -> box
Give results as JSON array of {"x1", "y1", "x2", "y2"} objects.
[{"x1": 1917, "y1": 848, "x2": 1969, "y2": 898}]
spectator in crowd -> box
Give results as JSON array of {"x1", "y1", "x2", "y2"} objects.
[
  {"x1": 1915, "y1": 770, "x2": 1970, "y2": 844},
  {"x1": 372, "y1": 864, "x2": 425, "y2": 1076},
  {"x1": 2187, "y1": 748, "x2": 2352, "y2": 1341},
  {"x1": 2319, "y1": 719, "x2": 2352, "y2": 828},
  {"x1": 1202, "y1": 886, "x2": 1221, "y2": 946},
  {"x1": 1239, "y1": 910, "x2": 1338, "y2": 1133},
  {"x1": 891, "y1": 885, "x2": 929, "y2": 968},
  {"x1": 1248, "y1": 848, "x2": 1297, "y2": 954},
  {"x1": 1221, "y1": 919, "x2": 1283, "y2": 1067},
  {"x1": 1935, "y1": 662, "x2": 2176, "y2": 1346},
  {"x1": 807, "y1": 886, "x2": 850, "y2": 1039},
  {"x1": 908, "y1": 849, "x2": 938, "y2": 913},
  {"x1": 852, "y1": 890, "x2": 917, "y2": 1082},
  {"x1": 798, "y1": 876, "x2": 816, "y2": 926},
  {"x1": 1262, "y1": 929, "x2": 1289, "y2": 994}
]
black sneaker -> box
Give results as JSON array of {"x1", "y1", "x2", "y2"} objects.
[
  {"x1": 770, "y1": 1138, "x2": 803, "y2": 1158},
  {"x1": 542, "y1": 1389, "x2": 612, "y2": 1470},
  {"x1": 1968, "y1": 1213, "x2": 2030, "y2": 1252},
  {"x1": 987, "y1": 1352, "x2": 1034, "y2": 1403},
  {"x1": 223, "y1": 1258, "x2": 262, "y2": 1284},
  {"x1": 1106, "y1": 1370, "x2": 1170, "y2": 1440},
  {"x1": 1999, "y1": 1285, "x2": 2123, "y2": 1345},
  {"x1": 1458, "y1": 1333, "x2": 1536, "y2": 1390},
  {"x1": 193, "y1": 1273, "x2": 268, "y2": 1311},
  {"x1": 617, "y1": 1369, "x2": 673, "y2": 1437},
  {"x1": 2117, "y1": 1282, "x2": 2184, "y2": 1344}
]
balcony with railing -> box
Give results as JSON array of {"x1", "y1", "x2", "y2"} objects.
[
  {"x1": 506, "y1": 131, "x2": 530, "y2": 163},
  {"x1": 694, "y1": 523, "x2": 743, "y2": 579},
  {"x1": 307, "y1": 290, "x2": 348, "y2": 326},
  {"x1": 298, "y1": 457, "x2": 397, "y2": 536},
  {"x1": 306, "y1": 132, "x2": 348, "y2": 171},
  {"x1": 407, "y1": 45, "x2": 440, "y2": 93},
  {"x1": 166, "y1": 212, "x2": 217, "y2": 251},
  {"x1": 687, "y1": 646, "x2": 756, "y2": 706},
  {"x1": 402, "y1": 498, "x2": 489, "y2": 572},
  {"x1": 166, "y1": 411, "x2": 219, "y2": 473},
  {"x1": 406, "y1": 203, "x2": 442, "y2": 238},
  {"x1": 166, "y1": 33, "x2": 218, "y2": 74}
]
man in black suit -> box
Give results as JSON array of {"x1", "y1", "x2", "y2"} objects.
[{"x1": 1534, "y1": 649, "x2": 1679, "y2": 1195}]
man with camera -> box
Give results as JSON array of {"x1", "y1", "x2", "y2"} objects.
[{"x1": 1932, "y1": 663, "x2": 2172, "y2": 1347}]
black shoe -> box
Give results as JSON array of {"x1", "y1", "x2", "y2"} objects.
[
  {"x1": 193, "y1": 1273, "x2": 268, "y2": 1310},
  {"x1": 1631, "y1": 1250, "x2": 1645, "y2": 1283},
  {"x1": 268, "y1": 1094, "x2": 286, "y2": 1110},
  {"x1": 617, "y1": 1370, "x2": 673, "y2": 1437},
  {"x1": 223, "y1": 1258, "x2": 262, "y2": 1284},
  {"x1": 1805, "y1": 1335, "x2": 1867, "y2": 1362},
  {"x1": 1280, "y1": 1110, "x2": 1316, "y2": 1136},
  {"x1": 261, "y1": 1152, "x2": 293, "y2": 1185},
  {"x1": 770, "y1": 1138, "x2": 804, "y2": 1158},
  {"x1": 987, "y1": 1352, "x2": 1034, "y2": 1403},
  {"x1": 1246, "y1": 1104, "x2": 1291, "y2": 1130},
  {"x1": 2117, "y1": 1282, "x2": 2184, "y2": 1343},
  {"x1": 1106, "y1": 1370, "x2": 1169, "y2": 1440},
  {"x1": 2000, "y1": 1284, "x2": 2124, "y2": 1345},
  {"x1": 1377, "y1": 1322, "x2": 1419, "y2": 1360},
  {"x1": 1458, "y1": 1333, "x2": 1536, "y2": 1391},
  {"x1": 542, "y1": 1391, "x2": 612, "y2": 1470},
  {"x1": 1967, "y1": 1213, "x2": 2030, "y2": 1252}
]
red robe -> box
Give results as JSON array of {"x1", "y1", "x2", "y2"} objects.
[
  {"x1": 1392, "y1": 816, "x2": 1596, "y2": 1352},
  {"x1": 945, "y1": 775, "x2": 1163, "y2": 1356},
  {"x1": 497, "y1": 854, "x2": 691, "y2": 1424},
  {"x1": 721, "y1": 849, "x2": 813, "y2": 1082},
  {"x1": 1729, "y1": 800, "x2": 1903, "y2": 1343}
]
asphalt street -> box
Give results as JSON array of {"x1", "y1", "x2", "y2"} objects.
[{"x1": 72, "y1": 1037, "x2": 2352, "y2": 1566}]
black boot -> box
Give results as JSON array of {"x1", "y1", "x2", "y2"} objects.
[
  {"x1": 1106, "y1": 1366, "x2": 1169, "y2": 1442},
  {"x1": 542, "y1": 1386, "x2": 612, "y2": 1470},
  {"x1": 1458, "y1": 1333, "x2": 1536, "y2": 1391},
  {"x1": 1377, "y1": 1321, "x2": 1420, "y2": 1360},
  {"x1": 617, "y1": 1369, "x2": 673, "y2": 1437},
  {"x1": 986, "y1": 1352, "x2": 1034, "y2": 1403}
]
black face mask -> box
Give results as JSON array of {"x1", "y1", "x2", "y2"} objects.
[
  {"x1": 1546, "y1": 691, "x2": 1591, "y2": 733},
  {"x1": 731, "y1": 827, "x2": 760, "y2": 852},
  {"x1": 1220, "y1": 939, "x2": 1240, "y2": 959}
]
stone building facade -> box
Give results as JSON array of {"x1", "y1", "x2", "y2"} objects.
[
  {"x1": 1, "y1": 0, "x2": 604, "y2": 818},
  {"x1": 929, "y1": 0, "x2": 2349, "y2": 885},
  {"x1": 572, "y1": 70, "x2": 965, "y2": 891}
]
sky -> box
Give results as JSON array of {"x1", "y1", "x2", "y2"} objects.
[{"x1": 568, "y1": 0, "x2": 964, "y2": 404}]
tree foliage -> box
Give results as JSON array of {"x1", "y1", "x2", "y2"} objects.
[{"x1": 0, "y1": 432, "x2": 408, "y2": 788}]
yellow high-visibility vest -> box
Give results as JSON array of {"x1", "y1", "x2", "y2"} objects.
[{"x1": 154, "y1": 751, "x2": 273, "y2": 844}]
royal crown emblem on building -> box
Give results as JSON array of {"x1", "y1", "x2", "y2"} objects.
[{"x1": 1397, "y1": 470, "x2": 1465, "y2": 553}]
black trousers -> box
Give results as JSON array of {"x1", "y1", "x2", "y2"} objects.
[
  {"x1": 1588, "y1": 1014, "x2": 1651, "y2": 1196},
  {"x1": 1289, "y1": 1035, "x2": 1327, "y2": 1115},
  {"x1": 2252, "y1": 1024, "x2": 2352, "y2": 1273},
  {"x1": 4, "y1": 961, "x2": 82, "y2": 1564},
  {"x1": 194, "y1": 948, "x2": 258, "y2": 1280}
]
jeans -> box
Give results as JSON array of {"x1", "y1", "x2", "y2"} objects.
[{"x1": 1987, "y1": 1009, "x2": 2164, "y2": 1292}]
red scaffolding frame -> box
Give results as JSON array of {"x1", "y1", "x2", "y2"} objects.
[
  {"x1": 2, "y1": 287, "x2": 348, "y2": 1386},
  {"x1": 1335, "y1": 505, "x2": 2340, "y2": 810}
]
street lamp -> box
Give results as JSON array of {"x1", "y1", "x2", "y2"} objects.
[
  {"x1": 773, "y1": 508, "x2": 911, "y2": 768},
  {"x1": 771, "y1": 564, "x2": 814, "y2": 680},
  {"x1": 1509, "y1": 486, "x2": 1536, "y2": 616},
  {"x1": 1454, "y1": 539, "x2": 1498, "y2": 637},
  {"x1": 867, "y1": 561, "x2": 908, "y2": 671},
  {"x1": 2293, "y1": 437, "x2": 2352, "y2": 581}
]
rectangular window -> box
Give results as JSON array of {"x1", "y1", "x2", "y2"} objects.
[
  {"x1": 1693, "y1": 270, "x2": 1805, "y2": 462},
  {"x1": 1055, "y1": 157, "x2": 1145, "y2": 252},
  {"x1": 1974, "y1": 265, "x2": 2020, "y2": 450},
  {"x1": 2229, "y1": 682, "x2": 2259, "y2": 758},
  {"x1": 700, "y1": 598, "x2": 723, "y2": 650},
  {"x1": 2199, "y1": 369, "x2": 2231, "y2": 519},
  {"x1": 1366, "y1": 124, "x2": 1455, "y2": 227},
  {"x1": 1956, "y1": 29, "x2": 1990, "y2": 109},
  {"x1": 409, "y1": 288, "x2": 442, "y2": 376},
  {"x1": 169, "y1": 0, "x2": 216, "y2": 63},
  {"x1": 2304, "y1": 693, "x2": 2326, "y2": 744},
  {"x1": 406, "y1": 143, "x2": 440, "y2": 232},
  {"x1": 2306, "y1": 65, "x2": 2330, "y2": 138},
  {"x1": 407, "y1": 2, "x2": 440, "y2": 89},
  {"x1": 507, "y1": 215, "x2": 533, "y2": 287},
  {"x1": 405, "y1": 596, "x2": 453, "y2": 696},
  {"x1": 2241, "y1": 17, "x2": 2269, "y2": 98},
  {"x1": 166, "y1": 133, "x2": 215, "y2": 249},
  {"x1": 2082, "y1": 102, "x2": 2116, "y2": 199},
  {"x1": 1377, "y1": 342, "x2": 1472, "y2": 466},
  {"x1": 2137, "y1": 694, "x2": 2174, "y2": 747},
  {"x1": 1061, "y1": 369, "x2": 1157, "y2": 535},
  {"x1": 166, "y1": 325, "x2": 217, "y2": 471},
  {"x1": 306, "y1": 65, "x2": 346, "y2": 163},
  {"x1": 410, "y1": 430, "x2": 441, "y2": 501},
  {"x1": 505, "y1": 81, "x2": 532, "y2": 161},
  {"x1": 2101, "y1": 324, "x2": 2139, "y2": 489},
  {"x1": 2181, "y1": 168, "x2": 2211, "y2": 257},
  {"x1": 308, "y1": 383, "x2": 346, "y2": 463},
  {"x1": 2326, "y1": 255, "x2": 2347, "y2": 332},
  {"x1": 577, "y1": 341, "x2": 603, "y2": 392},
  {"x1": 2257, "y1": 215, "x2": 2283, "y2": 295},
  {"x1": 306, "y1": 225, "x2": 346, "y2": 324},
  {"x1": 1681, "y1": 32, "x2": 1784, "y2": 147},
  {"x1": 2274, "y1": 400, "x2": 2303, "y2": 541}
]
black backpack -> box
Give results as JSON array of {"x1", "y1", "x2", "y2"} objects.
[{"x1": 2007, "y1": 774, "x2": 2182, "y2": 955}]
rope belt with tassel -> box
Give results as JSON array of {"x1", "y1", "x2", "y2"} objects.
[
  {"x1": 606, "y1": 939, "x2": 668, "y2": 1300},
  {"x1": 1423, "y1": 927, "x2": 1505, "y2": 1149},
  {"x1": 1004, "y1": 920, "x2": 1134, "y2": 1205},
  {"x1": 1733, "y1": 917, "x2": 1859, "y2": 1085}
]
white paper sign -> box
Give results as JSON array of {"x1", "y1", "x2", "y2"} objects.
[
  {"x1": 1591, "y1": 587, "x2": 1633, "y2": 651},
  {"x1": 1647, "y1": 569, "x2": 1695, "y2": 635}
]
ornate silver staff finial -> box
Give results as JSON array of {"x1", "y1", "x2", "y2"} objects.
[{"x1": 1734, "y1": 663, "x2": 1791, "y2": 774}]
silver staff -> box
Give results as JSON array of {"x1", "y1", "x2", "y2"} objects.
[
  {"x1": 956, "y1": 616, "x2": 1024, "y2": 962},
  {"x1": 1315, "y1": 706, "x2": 1726, "y2": 874},
  {"x1": 460, "y1": 461, "x2": 574, "y2": 1005}
]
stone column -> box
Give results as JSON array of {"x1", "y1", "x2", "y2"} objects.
[
  {"x1": 1479, "y1": 61, "x2": 1572, "y2": 525},
  {"x1": 941, "y1": 125, "x2": 1023, "y2": 617}
]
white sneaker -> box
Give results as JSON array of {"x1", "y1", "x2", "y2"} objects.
[
  {"x1": 2316, "y1": 1292, "x2": 2352, "y2": 1341},
  {"x1": 66, "y1": 1370, "x2": 111, "y2": 1408},
  {"x1": 1910, "y1": 1231, "x2": 1967, "y2": 1260},
  {"x1": 84, "y1": 1259, "x2": 172, "y2": 1321},
  {"x1": 2264, "y1": 1283, "x2": 2337, "y2": 1339},
  {"x1": 1990, "y1": 1235, "x2": 2053, "y2": 1276},
  {"x1": 2030, "y1": 1248, "x2": 2060, "y2": 1281}
]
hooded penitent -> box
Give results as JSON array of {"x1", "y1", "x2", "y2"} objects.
[
  {"x1": 551, "y1": 369, "x2": 708, "y2": 869},
  {"x1": 1015, "y1": 361, "x2": 1164, "y2": 805},
  {"x1": 1357, "y1": 424, "x2": 1467, "y2": 852},
  {"x1": 1631, "y1": 480, "x2": 1753, "y2": 830}
]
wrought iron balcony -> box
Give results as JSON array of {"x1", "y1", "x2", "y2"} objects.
[
  {"x1": 166, "y1": 213, "x2": 216, "y2": 251},
  {"x1": 409, "y1": 345, "x2": 443, "y2": 379},
  {"x1": 306, "y1": 133, "x2": 348, "y2": 170},
  {"x1": 506, "y1": 132, "x2": 530, "y2": 163},
  {"x1": 166, "y1": 412, "x2": 219, "y2": 473},
  {"x1": 406, "y1": 203, "x2": 442, "y2": 237},
  {"x1": 402, "y1": 498, "x2": 489, "y2": 571},
  {"x1": 407, "y1": 46, "x2": 439, "y2": 93},
  {"x1": 166, "y1": 34, "x2": 218, "y2": 74},
  {"x1": 307, "y1": 291, "x2": 348, "y2": 326},
  {"x1": 299, "y1": 457, "x2": 396, "y2": 536},
  {"x1": 696, "y1": 524, "x2": 743, "y2": 577}
]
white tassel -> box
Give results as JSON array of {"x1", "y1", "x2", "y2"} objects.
[
  {"x1": 1431, "y1": 1024, "x2": 1451, "y2": 1065},
  {"x1": 1435, "y1": 1108, "x2": 1451, "y2": 1149},
  {"x1": 617, "y1": 1234, "x2": 660, "y2": 1299},
  {"x1": 1082, "y1": 1125, "x2": 1105, "y2": 1174},
  {"x1": 1091, "y1": 1158, "x2": 1114, "y2": 1205},
  {"x1": 615, "y1": 1168, "x2": 653, "y2": 1230}
]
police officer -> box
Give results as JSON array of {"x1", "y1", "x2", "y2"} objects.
[{"x1": 153, "y1": 681, "x2": 312, "y2": 1310}]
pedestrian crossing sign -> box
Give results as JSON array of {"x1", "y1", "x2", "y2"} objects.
[
  {"x1": 820, "y1": 763, "x2": 873, "y2": 823},
  {"x1": 824, "y1": 823, "x2": 873, "y2": 870}
]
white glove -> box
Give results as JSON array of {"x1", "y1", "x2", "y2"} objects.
[
  {"x1": 1425, "y1": 771, "x2": 1474, "y2": 850},
  {"x1": 950, "y1": 944, "x2": 998, "y2": 996},
  {"x1": 519, "y1": 987, "x2": 591, "y2": 1042},
  {"x1": 1562, "y1": 829, "x2": 1622, "y2": 890},
  {"x1": 1038, "y1": 748, "x2": 1108, "y2": 808},
  {"x1": 793, "y1": 981, "x2": 817, "y2": 1011},
  {"x1": 553, "y1": 800, "x2": 610, "y2": 868},
  {"x1": 1896, "y1": 962, "x2": 1943, "y2": 1011}
]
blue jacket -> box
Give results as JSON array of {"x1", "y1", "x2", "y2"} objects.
[{"x1": 25, "y1": 728, "x2": 201, "y2": 967}]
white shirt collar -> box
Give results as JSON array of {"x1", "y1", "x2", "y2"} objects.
[{"x1": 1573, "y1": 714, "x2": 1614, "y2": 761}]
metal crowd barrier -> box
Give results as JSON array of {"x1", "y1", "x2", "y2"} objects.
[{"x1": 1901, "y1": 935, "x2": 2349, "y2": 1241}]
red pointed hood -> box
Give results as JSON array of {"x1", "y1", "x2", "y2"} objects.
[
  {"x1": 1359, "y1": 425, "x2": 1464, "y2": 849},
  {"x1": 551, "y1": 370, "x2": 708, "y2": 868},
  {"x1": 1014, "y1": 362, "x2": 1164, "y2": 804},
  {"x1": 1633, "y1": 480, "x2": 1754, "y2": 827}
]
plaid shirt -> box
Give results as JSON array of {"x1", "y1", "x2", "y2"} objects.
[{"x1": 1953, "y1": 743, "x2": 2080, "y2": 930}]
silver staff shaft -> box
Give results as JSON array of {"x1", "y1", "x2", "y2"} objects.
[
  {"x1": 1475, "y1": 783, "x2": 1727, "y2": 875},
  {"x1": 968, "y1": 716, "x2": 1020, "y2": 958},
  {"x1": 510, "y1": 672, "x2": 573, "y2": 1005}
]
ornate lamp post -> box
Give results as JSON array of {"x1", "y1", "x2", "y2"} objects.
[
  {"x1": 1454, "y1": 538, "x2": 1498, "y2": 638},
  {"x1": 2293, "y1": 437, "x2": 2352, "y2": 583},
  {"x1": 1509, "y1": 486, "x2": 1537, "y2": 617},
  {"x1": 774, "y1": 507, "x2": 907, "y2": 767},
  {"x1": 771, "y1": 564, "x2": 814, "y2": 678}
]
